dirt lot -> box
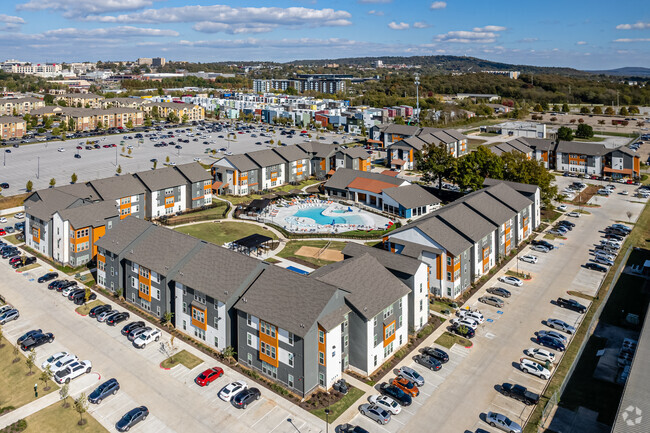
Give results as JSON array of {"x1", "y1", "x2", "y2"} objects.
[{"x1": 295, "y1": 246, "x2": 343, "y2": 261}]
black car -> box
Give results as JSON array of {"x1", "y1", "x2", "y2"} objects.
[
  {"x1": 38, "y1": 272, "x2": 59, "y2": 283},
  {"x1": 451, "y1": 324, "x2": 475, "y2": 339},
  {"x1": 531, "y1": 240, "x2": 554, "y2": 250},
  {"x1": 116, "y1": 406, "x2": 149, "y2": 432},
  {"x1": 89, "y1": 304, "x2": 112, "y2": 318},
  {"x1": 21, "y1": 331, "x2": 54, "y2": 351},
  {"x1": 17, "y1": 329, "x2": 42, "y2": 345},
  {"x1": 89, "y1": 378, "x2": 120, "y2": 404},
  {"x1": 413, "y1": 354, "x2": 442, "y2": 371},
  {"x1": 558, "y1": 220, "x2": 575, "y2": 228},
  {"x1": 48, "y1": 280, "x2": 67, "y2": 290},
  {"x1": 0, "y1": 183, "x2": 8, "y2": 189},
  {"x1": 421, "y1": 346, "x2": 449, "y2": 363},
  {"x1": 500, "y1": 383, "x2": 540, "y2": 405},
  {"x1": 232, "y1": 387, "x2": 261, "y2": 409},
  {"x1": 68, "y1": 288, "x2": 86, "y2": 300},
  {"x1": 585, "y1": 262, "x2": 607, "y2": 272},
  {"x1": 72, "y1": 290, "x2": 96, "y2": 305},
  {"x1": 339, "y1": 424, "x2": 370, "y2": 433},
  {"x1": 107, "y1": 312, "x2": 130, "y2": 326},
  {"x1": 12, "y1": 257, "x2": 36, "y2": 269},
  {"x1": 2, "y1": 249, "x2": 19, "y2": 259},
  {"x1": 121, "y1": 321, "x2": 145, "y2": 336},
  {"x1": 378, "y1": 383, "x2": 412, "y2": 406},
  {"x1": 56, "y1": 281, "x2": 77, "y2": 292}
]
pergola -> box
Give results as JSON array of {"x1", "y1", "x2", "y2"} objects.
[{"x1": 230, "y1": 233, "x2": 274, "y2": 256}]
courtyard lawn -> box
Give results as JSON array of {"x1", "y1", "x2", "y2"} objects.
[
  {"x1": 20, "y1": 401, "x2": 109, "y2": 433},
  {"x1": 276, "y1": 240, "x2": 346, "y2": 268},
  {"x1": 174, "y1": 221, "x2": 277, "y2": 246},
  {"x1": 222, "y1": 179, "x2": 322, "y2": 206},
  {"x1": 160, "y1": 350, "x2": 203, "y2": 370},
  {"x1": 434, "y1": 332, "x2": 472, "y2": 349}
]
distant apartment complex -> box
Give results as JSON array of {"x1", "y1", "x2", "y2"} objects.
[
  {"x1": 0, "y1": 116, "x2": 26, "y2": 139},
  {"x1": 0, "y1": 97, "x2": 45, "y2": 116}
]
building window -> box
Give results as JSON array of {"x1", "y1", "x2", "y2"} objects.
[
  {"x1": 288, "y1": 353, "x2": 294, "y2": 367},
  {"x1": 260, "y1": 341, "x2": 276, "y2": 359},
  {"x1": 318, "y1": 372, "x2": 325, "y2": 387},
  {"x1": 194, "y1": 327, "x2": 206, "y2": 340},
  {"x1": 139, "y1": 266, "x2": 149, "y2": 278},
  {"x1": 139, "y1": 282, "x2": 149, "y2": 296},
  {"x1": 214, "y1": 316, "x2": 219, "y2": 329},
  {"x1": 384, "y1": 341, "x2": 394, "y2": 358},
  {"x1": 131, "y1": 277, "x2": 137, "y2": 288},
  {"x1": 192, "y1": 308, "x2": 205, "y2": 323},
  {"x1": 183, "y1": 302, "x2": 187, "y2": 313},
  {"x1": 446, "y1": 257, "x2": 452, "y2": 266},
  {"x1": 373, "y1": 355, "x2": 378, "y2": 367},
  {"x1": 318, "y1": 330, "x2": 325, "y2": 344},
  {"x1": 247, "y1": 314, "x2": 252, "y2": 326},
  {"x1": 373, "y1": 317, "x2": 377, "y2": 328},
  {"x1": 399, "y1": 315, "x2": 403, "y2": 328},
  {"x1": 247, "y1": 353, "x2": 252, "y2": 365},
  {"x1": 318, "y1": 351, "x2": 324, "y2": 365},
  {"x1": 447, "y1": 271, "x2": 452, "y2": 281},
  {"x1": 214, "y1": 336, "x2": 219, "y2": 348},
  {"x1": 154, "y1": 289, "x2": 160, "y2": 301},
  {"x1": 287, "y1": 332, "x2": 294, "y2": 346},
  {"x1": 182, "y1": 320, "x2": 186, "y2": 330},
  {"x1": 288, "y1": 374, "x2": 294, "y2": 388},
  {"x1": 344, "y1": 335, "x2": 349, "y2": 348},
  {"x1": 247, "y1": 333, "x2": 253, "y2": 347},
  {"x1": 420, "y1": 299, "x2": 423, "y2": 312},
  {"x1": 260, "y1": 321, "x2": 276, "y2": 338},
  {"x1": 374, "y1": 334, "x2": 378, "y2": 346},
  {"x1": 193, "y1": 292, "x2": 206, "y2": 304},
  {"x1": 156, "y1": 306, "x2": 161, "y2": 317},
  {"x1": 385, "y1": 323, "x2": 396, "y2": 339},
  {"x1": 383, "y1": 305, "x2": 393, "y2": 320}
]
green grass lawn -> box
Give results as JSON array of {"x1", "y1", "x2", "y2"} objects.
[
  {"x1": 467, "y1": 138, "x2": 487, "y2": 151},
  {"x1": 164, "y1": 203, "x2": 229, "y2": 225},
  {"x1": 276, "y1": 240, "x2": 346, "y2": 268},
  {"x1": 174, "y1": 221, "x2": 277, "y2": 246},
  {"x1": 160, "y1": 350, "x2": 203, "y2": 370},
  {"x1": 19, "y1": 401, "x2": 109, "y2": 433},
  {"x1": 0, "y1": 337, "x2": 57, "y2": 411},
  {"x1": 222, "y1": 179, "x2": 322, "y2": 205},
  {"x1": 75, "y1": 300, "x2": 103, "y2": 316},
  {"x1": 540, "y1": 208, "x2": 562, "y2": 223},
  {"x1": 4, "y1": 234, "x2": 23, "y2": 245},
  {"x1": 434, "y1": 332, "x2": 472, "y2": 349},
  {"x1": 430, "y1": 300, "x2": 455, "y2": 315},
  {"x1": 310, "y1": 387, "x2": 365, "y2": 423}
]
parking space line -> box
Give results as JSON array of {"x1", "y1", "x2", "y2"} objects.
[
  {"x1": 251, "y1": 406, "x2": 277, "y2": 428},
  {"x1": 236, "y1": 399, "x2": 261, "y2": 418}
]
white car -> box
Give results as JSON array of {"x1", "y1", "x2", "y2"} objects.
[
  {"x1": 567, "y1": 211, "x2": 580, "y2": 218},
  {"x1": 57, "y1": 147, "x2": 65, "y2": 152},
  {"x1": 526, "y1": 348, "x2": 556, "y2": 364},
  {"x1": 557, "y1": 205, "x2": 567, "y2": 211},
  {"x1": 219, "y1": 381, "x2": 248, "y2": 402},
  {"x1": 368, "y1": 394, "x2": 401, "y2": 415},
  {"x1": 450, "y1": 317, "x2": 479, "y2": 330},
  {"x1": 54, "y1": 360, "x2": 92, "y2": 384},
  {"x1": 49, "y1": 354, "x2": 79, "y2": 373},
  {"x1": 520, "y1": 358, "x2": 550, "y2": 380},
  {"x1": 530, "y1": 245, "x2": 550, "y2": 253},
  {"x1": 620, "y1": 190, "x2": 629, "y2": 195},
  {"x1": 0, "y1": 217, "x2": 6, "y2": 223},
  {"x1": 595, "y1": 252, "x2": 615, "y2": 262},
  {"x1": 458, "y1": 310, "x2": 484, "y2": 324},
  {"x1": 61, "y1": 286, "x2": 78, "y2": 297},
  {"x1": 520, "y1": 255, "x2": 538, "y2": 264},
  {"x1": 498, "y1": 276, "x2": 523, "y2": 287},
  {"x1": 14, "y1": 212, "x2": 25, "y2": 219},
  {"x1": 193, "y1": 157, "x2": 201, "y2": 162},
  {"x1": 41, "y1": 351, "x2": 70, "y2": 370},
  {"x1": 546, "y1": 318, "x2": 576, "y2": 334},
  {"x1": 0, "y1": 304, "x2": 13, "y2": 315},
  {"x1": 127, "y1": 145, "x2": 133, "y2": 149},
  {"x1": 133, "y1": 328, "x2": 161, "y2": 348}
]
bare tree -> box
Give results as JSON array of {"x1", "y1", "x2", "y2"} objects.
[
  {"x1": 40, "y1": 365, "x2": 53, "y2": 391},
  {"x1": 74, "y1": 393, "x2": 89, "y2": 425},
  {"x1": 26, "y1": 349, "x2": 36, "y2": 375},
  {"x1": 59, "y1": 383, "x2": 70, "y2": 407}
]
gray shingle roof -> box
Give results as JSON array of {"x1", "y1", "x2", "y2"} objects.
[
  {"x1": 297, "y1": 142, "x2": 337, "y2": 158},
  {"x1": 174, "y1": 162, "x2": 211, "y2": 183},
  {"x1": 556, "y1": 140, "x2": 608, "y2": 156},
  {"x1": 461, "y1": 192, "x2": 516, "y2": 225},
  {"x1": 57, "y1": 201, "x2": 118, "y2": 229},
  {"x1": 390, "y1": 213, "x2": 473, "y2": 257},
  {"x1": 436, "y1": 204, "x2": 497, "y2": 243},
  {"x1": 134, "y1": 167, "x2": 187, "y2": 192},
  {"x1": 89, "y1": 175, "x2": 146, "y2": 200},
  {"x1": 483, "y1": 178, "x2": 540, "y2": 195},
  {"x1": 24, "y1": 185, "x2": 96, "y2": 221},
  {"x1": 389, "y1": 135, "x2": 427, "y2": 151},
  {"x1": 342, "y1": 147, "x2": 371, "y2": 159},
  {"x1": 514, "y1": 137, "x2": 555, "y2": 152},
  {"x1": 125, "y1": 225, "x2": 201, "y2": 275},
  {"x1": 234, "y1": 265, "x2": 340, "y2": 338},
  {"x1": 318, "y1": 304, "x2": 352, "y2": 331},
  {"x1": 392, "y1": 238, "x2": 444, "y2": 259},
  {"x1": 95, "y1": 217, "x2": 153, "y2": 254},
  {"x1": 380, "y1": 124, "x2": 420, "y2": 136},
  {"x1": 272, "y1": 145, "x2": 308, "y2": 162},
  {"x1": 611, "y1": 146, "x2": 638, "y2": 157},
  {"x1": 0, "y1": 116, "x2": 26, "y2": 124},
  {"x1": 342, "y1": 243, "x2": 423, "y2": 275},
  {"x1": 484, "y1": 182, "x2": 533, "y2": 212},
  {"x1": 311, "y1": 253, "x2": 411, "y2": 321},
  {"x1": 220, "y1": 154, "x2": 260, "y2": 173},
  {"x1": 246, "y1": 148, "x2": 286, "y2": 167},
  {"x1": 324, "y1": 168, "x2": 404, "y2": 191},
  {"x1": 382, "y1": 184, "x2": 441, "y2": 209}
]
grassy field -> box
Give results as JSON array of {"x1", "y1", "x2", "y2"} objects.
[
  {"x1": 434, "y1": 332, "x2": 472, "y2": 349},
  {"x1": 0, "y1": 337, "x2": 57, "y2": 412},
  {"x1": 174, "y1": 221, "x2": 277, "y2": 246},
  {"x1": 164, "y1": 203, "x2": 229, "y2": 225},
  {"x1": 430, "y1": 300, "x2": 455, "y2": 315},
  {"x1": 276, "y1": 240, "x2": 346, "y2": 268},
  {"x1": 221, "y1": 179, "x2": 322, "y2": 205},
  {"x1": 4, "y1": 234, "x2": 23, "y2": 245},
  {"x1": 310, "y1": 387, "x2": 365, "y2": 423},
  {"x1": 0, "y1": 193, "x2": 28, "y2": 210},
  {"x1": 75, "y1": 300, "x2": 103, "y2": 316},
  {"x1": 20, "y1": 401, "x2": 109, "y2": 433},
  {"x1": 161, "y1": 350, "x2": 203, "y2": 370},
  {"x1": 540, "y1": 208, "x2": 562, "y2": 223},
  {"x1": 467, "y1": 138, "x2": 487, "y2": 151}
]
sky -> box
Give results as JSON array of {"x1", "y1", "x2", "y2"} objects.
[{"x1": 0, "y1": 0, "x2": 649, "y2": 69}]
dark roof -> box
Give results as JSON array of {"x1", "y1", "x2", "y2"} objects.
[
  {"x1": 272, "y1": 145, "x2": 308, "y2": 162},
  {"x1": 297, "y1": 142, "x2": 337, "y2": 158},
  {"x1": 389, "y1": 135, "x2": 427, "y2": 151},
  {"x1": 342, "y1": 147, "x2": 370, "y2": 159},
  {"x1": 89, "y1": 175, "x2": 146, "y2": 200},
  {"x1": 380, "y1": 123, "x2": 420, "y2": 136},
  {"x1": 219, "y1": 153, "x2": 260, "y2": 173},
  {"x1": 484, "y1": 182, "x2": 533, "y2": 211},
  {"x1": 392, "y1": 238, "x2": 444, "y2": 258},
  {"x1": 174, "y1": 162, "x2": 211, "y2": 183},
  {"x1": 311, "y1": 254, "x2": 411, "y2": 321},
  {"x1": 246, "y1": 148, "x2": 286, "y2": 167},
  {"x1": 517, "y1": 137, "x2": 555, "y2": 152},
  {"x1": 232, "y1": 234, "x2": 273, "y2": 249},
  {"x1": 125, "y1": 225, "x2": 201, "y2": 275},
  {"x1": 324, "y1": 168, "x2": 404, "y2": 191},
  {"x1": 246, "y1": 199, "x2": 271, "y2": 212},
  {"x1": 318, "y1": 304, "x2": 352, "y2": 331},
  {"x1": 461, "y1": 192, "x2": 516, "y2": 225},
  {"x1": 134, "y1": 166, "x2": 187, "y2": 192},
  {"x1": 437, "y1": 204, "x2": 497, "y2": 243},
  {"x1": 492, "y1": 140, "x2": 533, "y2": 156},
  {"x1": 234, "y1": 265, "x2": 340, "y2": 337},
  {"x1": 610, "y1": 146, "x2": 639, "y2": 157},
  {"x1": 556, "y1": 140, "x2": 608, "y2": 156},
  {"x1": 57, "y1": 201, "x2": 118, "y2": 229},
  {"x1": 483, "y1": 178, "x2": 540, "y2": 195},
  {"x1": 382, "y1": 184, "x2": 441, "y2": 209},
  {"x1": 342, "y1": 243, "x2": 423, "y2": 275},
  {"x1": 95, "y1": 217, "x2": 153, "y2": 254}
]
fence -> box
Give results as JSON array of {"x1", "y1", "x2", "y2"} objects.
[{"x1": 534, "y1": 245, "x2": 633, "y2": 432}]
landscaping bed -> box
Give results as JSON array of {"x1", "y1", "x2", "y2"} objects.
[
  {"x1": 161, "y1": 349, "x2": 203, "y2": 370},
  {"x1": 434, "y1": 332, "x2": 472, "y2": 349},
  {"x1": 159, "y1": 202, "x2": 230, "y2": 226},
  {"x1": 307, "y1": 387, "x2": 365, "y2": 423},
  {"x1": 74, "y1": 300, "x2": 103, "y2": 316}
]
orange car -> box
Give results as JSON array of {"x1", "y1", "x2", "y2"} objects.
[{"x1": 391, "y1": 377, "x2": 419, "y2": 397}]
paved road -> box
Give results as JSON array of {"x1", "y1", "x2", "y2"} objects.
[
  {"x1": 1, "y1": 123, "x2": 355, "y2": 194},
  {"x1": 348, "y1": 178, "x2": 647, "y2": 433}
]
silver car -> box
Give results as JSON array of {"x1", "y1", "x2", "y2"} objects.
[
  {"x1": 546, "y1": 318, "x2": 575, "y2": 334},
  {"x1": 359, "y1": 404, "x2": 391, "y2": 425},
  {"x1": 0, "y1": 308, "x2": 19, "y2": 324},
  {"x1": 486, "y1": 411, "x2": 522, "y2": 433},
  {"x1": 397, "y1": 366, "x2": 424, "y2": 387},
  {"x1": 479, "y1": 295, "x2": 504, "y2": 308}
]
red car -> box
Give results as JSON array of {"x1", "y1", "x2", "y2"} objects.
[
  {"x1": 0, "y1": 229, "x2": 6, "y2": 235},
  {"x1": 195, "y1": 367, "x2": 223, "y2": 386},
  {"x1": 76, "y1": 145, "x2": 83, "y2": 149}
]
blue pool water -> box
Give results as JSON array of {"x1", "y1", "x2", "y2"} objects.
[
  {"x1": 292, "y1": 207, "x2": 365, "y2": 225},
  {"x1": 286, "y1": 266, "x2": 310, "y2": 275}
]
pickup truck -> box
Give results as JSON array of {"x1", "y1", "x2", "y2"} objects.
[
  {"x1": 556, "y1": 298, "x2": 587, "y2": 314},
  {"x1": 500, "y1": 383, "x2": 540, "y2": 406}
]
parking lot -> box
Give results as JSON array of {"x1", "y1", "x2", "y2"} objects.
[
  {"x1": 0, "y1": 256, "x2": 326, "y2": 433},
  {"x1": 1, "y1": 122, "x2": 355, "y2": 193}
]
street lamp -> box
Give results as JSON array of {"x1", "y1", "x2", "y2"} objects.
[{"x1": 324, "y1": 408, "x2": 330, "y2": 433}]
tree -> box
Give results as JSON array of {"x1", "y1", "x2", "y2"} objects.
[
  {"x1": 128, "y1": 148, "x2": 132, "y2": 156},
  {"x1": 71, "y1": 173, "x2": 78, "y2": 184},
  {"x1": 153, "y1": 160, "x2": 157, "y2": 169},
  {"x1": 598, "y1": 119, "x2": 605, "y2": 125},
  {"x1": 43, "y1": 116, "x2": 53, "y2": 129},
  {"x1": 126, "y1": 120, "x2": 133, "y2": 129},
  {"x1": 637, "y1": 121, "x2": 645, "y2": 127},
  {"x1": 49, "y1": 178, "x2": 56, "y2": 188},
  {"x1": 628, "y1": 106, "x2": 640, "y2": 114},
  {"x1": 580, "y1": 106, "x2": 590, "y2": 114},
  {"x1": 222, "y1": 346, "x2": 237, "y2": 365},
  {"x1": 557, "y1": 126, "x2": 574, "y2": 141},
  {"x1": 592, "y1": 106, "x2": 603, "y2": 115},
  {"x1": 605, "y1": 106, "x2": 615, "y2": 115},
  {"x1": 550, "y1": 117, "x2": 557, "y2": 122},
  {"x1": 162, "y1": 311, "x2": 174, "y2": 327},
  {"x1": 40, "y1": 365, "x2": 53, "y2": 391},
  {"x1": 500, "y1": 152, "x2": 558, "y2": 206},
  {"x1": 569, "y1": 119, "x2": 576, "y2": 124},
  {"x1": 416, "y1": 142, "x2": 457, "y2": 193},
  {"x1": 182, "y1": 114, "x2": 189, "y2": 124},
  {"x1": 577, "y1": 118, "x2": 584, "y2": 124},
  {"x1": 277, "y1": 140, "x2": 282, "y2": 146},
  {"x1": 394, "y1": 116, "x2": 405, "y2": 125},
  {"x1": 269, "y1": 139, "x2": 274, "y2": 145},
  {"x1": 144, "y1": 115, "x2": 152, "y2": 127},
  {"x1": 74, "y1": 393, "x2": 89, "y2": 426},
  {"x1": 12, "y1": 344, "x2": 19, "y2": 363},
  {"x1": 167, "y1": 112, "x2": 179, "y2": 124},
  {"x1": 59, "y1": 383, "x2": 70, "y2": 408},
  {"x1": 116, "y1": 165, "x2": 122, "y2": 175},
  {"x1": 452, "y1": 145, "x2": 504, "y2": 191},
  {"x1": 626, "y1": 210, "x2": 633, "y2": 223},
  {"x1": 121, "y1": 145, "x2": 125, "y2": 153},
  {"x1": 151, "y1": 106, "x2": 160, "y2": 120},
  {"x1": 552, "y1": 104, "x2": 561, "y2": 112},
  {"x1": 619, "y1": 107, "x2": 629, "y2": 116},
  {"x1": 575, "y1": 124, "x2": 594, "y2": 139},
  {"x1": 51, "y1": 127, "x2": 60, "y2": 136},
  {"x1": 26, "y1": 349, "x2": 36, "y2": 375},
  {"x1": 541, "y1": 102, "x2": 550, "y2": 111},
  {"x1": 26, "y1": 180, "x2": 33, "y2": 192},
  {"x1": 96, "y1": 120, "x2": 103, "y2": 130},
  {"x1": 561, "y1": 103, "x2": 570, "y2": 113},
  {"x1": 533, "y1": 104, "x2": 543, "y2": 112},
  {"x1": 165, "y1": 156, "x2": 170, "y2": 164},
  {"x1": 67, "y1": 118, "x2": 75, "y2": 131}
]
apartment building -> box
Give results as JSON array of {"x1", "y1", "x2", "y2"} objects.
[
  {"x1": 387, "y1": 181, "x2": 537, "y2": 299},
  {"x1": 134, "y1": 167, "x2": 189, "y2": 218},
  {"x1": 0, "y1": 116, "x2": 26, "y2": 139},
  {"x1": 386, "y1": 129, "x2": 468, "y2": 170},
  {"x1": 61, "y1": 107, "x2": 144, "y2": 131},
  {"x1": 88, "y1": 175, "x2": 147, "y2": 220},
  {"x1": 604, "y1": 147, "x2": 641, "y2": 179},
  {"x1": 0, "y1": 97, "x2": 45, "y2": 116},
  {"x1": 175, "y1": 163, "x2": 214, "y2": 209},
  {"x1": 272, "y1": 145, "x2": 311, "y2": 184},
  {"x1": 55, "y1": 93, "x2": 105, "y2": 108},
  {"x1": 102, "y1": 98, "x2": 148, "y2": 109},
  {"x1": 142, "y1": 101, "x2": 205, "y2": 122},
  {"x1": 296, "y1": 142, "x2": 371, "y2": 179},
  {"x1": 555, "y1": 141, "x2": 607, "y2": 176}
]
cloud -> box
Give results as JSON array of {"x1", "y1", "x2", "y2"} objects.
[
  {"x1": 0, "y1": 14, "x2": 26, "y2": 24},
  {"x1": 576, "y1": 41, "x2": 587, "y2": 45},
  {"x1": 81, "y1": 5, "x2": 352, "y2": 34},
  {"x1": 368, "y1": 10, "x2": 384, "y2": 16},
  {"x1": 614, "y1": 38, "x2": 650, "y2": 42},
  {"x1": 430, "y1": 1, "x2": 446, "y2": 9},
  {"x1": 473, "y1": 25, "x2": 506, "y2": 32},
  {"x1": 16, "y1": 0, "x2": 161, "y2": 18},
  {"x1": 436, "y1": 26, "x2": 505, "y2": 43},
  {"x1": 413, "y1": 22, "x2": 430, "y2": 29},
  {"x1": 388, "y1": 21, "x2": 410, "y2": 30},
  {"x1": 616, "y1": 22, "x2": 650, "y2": 30},
  {"x1": 179, "y1": 37, "x2": 366, "y2": 50},
  {"x1": 43, "y1": 26, "x2": 179, "y2": 38}
]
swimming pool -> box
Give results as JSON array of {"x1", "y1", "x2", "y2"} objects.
[{"x1": 293, "y1": 207, "x2": 365, "y2": 226}]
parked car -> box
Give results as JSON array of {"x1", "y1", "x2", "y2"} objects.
[
  {"x1": 54, "y1": 360, "x2": 92, "y2": 384},
  {"x1": 584, "y1": 262, "x2": 607, "y2": 272},
  {"x1": 558, "y1": 220, "x2": 575, "y2": 228},
  {"x1": 397, "y1": 366, "x2": 425, "y2": 386},
  {"x1": 38, "y1": 272, "x2": 58, "y2": 283},
  {"x1": 89, "y1": 304, "x2": 112, "y2": 318},
  {"x1": 479, "y1": 295, "x2": 504, "y2": 308},
  {"x1": 536, "y1": 335, "x2": 566, "y2": 352},
  {"x1": 89, "y1": 378, "x2": 120, "y2": 404},
  {"x1": 451, "y1": 324, "x2": 475, "y2": 339},
  {"x1": 487, "y1": 287, "x2": 511, "y2": 298},
  {"x1": 378, "y1": 383, "x2": 412, "y2": 406},
  {"x1": 519, "y1": 358, "x2": 551, "y2": 380},
  {"x1": 41, "y1": 351, "x2": 70, "y2": 370},
  {"x1": 116, "y1": 406, "x2": 149, "y2": 432},
  {"x1": 567, "y1": 211, "x2": 581, "y2": 218},
  {"x1": 219, "y1": 381, "x2": 248, "y2": 402},
  {"x1": 499, "y1": 276, "x2": 523, "y2": 286},
  {"x1": 391, "y1": 377, "x2": 419, "y2": 397},
  {"x1": 368, "y1": 395, "x2": 401, "y2": 415},
  {"x1": 107, "y1": 311, "x2": 130, "y2": 326},
  {"x1": 20, "y1": 331, "x2": 54, "y2": 350},
  {"x1": 546, "y1": 318, "x2": 576, "y2": 334},
  {"x1": 359, "y1": 404, "x2": 391, "y2": 425},
  {"x1": 500, "y1": 383, "x2": 540, "y2": 405},
  {"x1": 97, "y1": 310, "x2": 118, "y2": 323},
  {"x1": 458, "y1": 310, "x2": 484, "y2": 323},
  {"x1": 128, "y1": 326, "x2": 152, "y2": 342},
  {"x1": 451, "y1": 317, "x2": 479, "y2": 330},
  {"x1": 520, "y1": 254, "x2": 538, "y2": 264},
  {"x1": 0, "y1": 308, "x2": 19, "y2": 324},
  {"x1": 413, "y1": 354, "x2": 442, "y2": 371},
  {"x1": 557, "y1": 205, "x2": 567, "y2": 211},
  {"x1": 421, "y1": 347, "x2": 449, "y2": 363},
  {"x1": 48, "y1": 354, "x2": 79, "y2": 374},
  {"x1": 486, "y1": 411, "x2": 523, "y2": 433},
  {"x1": 121, "y1": 321, "x2": 145, "y2": 336},
  {"x1": 556, "y1": 298, "x2": 587, "y2": 313},
  {"x1": 538, "y1": 330, "x2": 569, "y2": 344},
  {"x1": 526, "y1": 348, "x2": 556, "y2": 364},
  {"x1": 133, "y1": 328, "x2": 161, "y2": 348},
  {"x1": 195, "y1": 367, "x2": 224, "y2": 387},
  {"x1": 232, "y1": 387, "x2": 261, "y2": 409},
  {"x1": 594, "y1": 256, "x2": 614, "y2": 266},
  {"x1": 531, "y1": 240, "x2": 554, "y2": 250}
]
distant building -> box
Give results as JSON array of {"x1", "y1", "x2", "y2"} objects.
[
  {"x1": 138, "y1": 57, "x2": 165, "y2": 67},
  {"x1": 483, "y1": 70, "x2": 520, "y2": 79},
  {"x1": 0, "y1": 116, "x2": 26, "y2": 139},
  {"x1": 485, "y1": 121, "x2": 547, "y2": 139},
  {"x1": 0, "y1": 97, "x2": 45, "y2": 116}
]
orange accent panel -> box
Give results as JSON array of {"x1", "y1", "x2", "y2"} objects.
[
  {"x1": 634, "y1": 157, "x2": 640, "y2": 174},
  {"x1": 191, "y1": 306, "x2": 208, "y2": 331},
  {"x1": 138, "y1": 274, "x2": 151, "y2": 302},
  {"x1": 317, "y1": 325, "x2": 326, "y2": 366},
  {"x1": 32, "y1": 227, "x2": 40, "y2": 243},
  {"x1": 97, "y1": 253, "x2": 105, "y2": 263},
  {"x1": 436, "y1": 255, "x2": 442, "y2": 280},
  {"x1": 383, "y1": 320, "x2": 396, "y2": 348},
  {"x1": 192, "y1": 195, "x2": 204, "y2": 201},
  {"x1": 259, "y1": 326, "x2": 279, "y2": 368},
  {"x1": 320, "y1": 159, "x2": 326, "y2": 171},
  {"x1": 92, "y1": 226, "x2": 105, "y2": 256}
]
